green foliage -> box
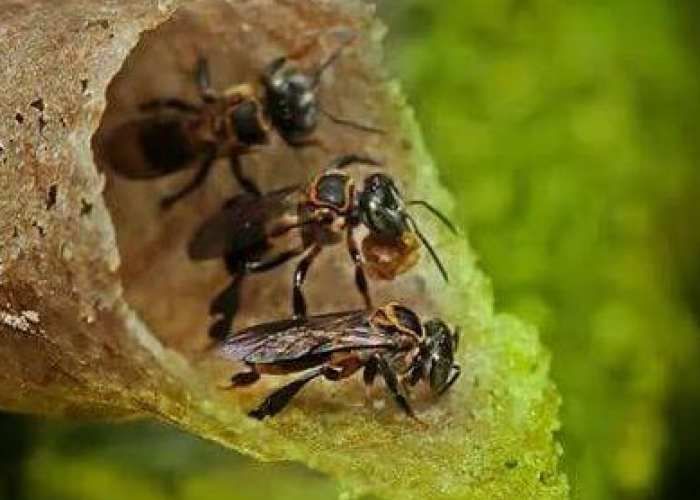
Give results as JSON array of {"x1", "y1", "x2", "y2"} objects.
[{"x1": 384, "y1": 0, "x2": 700, "y2": 499}]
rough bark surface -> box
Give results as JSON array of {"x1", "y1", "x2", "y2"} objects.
[{"x1": 0, "y1": 1, "x2": 567, "y2": 498}]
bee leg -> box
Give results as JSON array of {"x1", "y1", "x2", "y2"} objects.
[
  {"x1": 209, "y1": 319, "x2": 232, "y2": 343},
  {"x1": 249, "y1": 366, "x2": 325, "y2": 420},
  {"x1": 160, "y1": 151, "x2": 215, "y2": 210},
  {"x1": 214, "y1": 250, "x2": 303, "y2": 339},
  {"x1": 402, "y1": 357, "x2": 424, "y2": 389},
  {"x1": 229, "y1": 155, "x2": 261, "y2": 197},
  {"x1": 377, "y1": 356, "x2": 422, "y2": 423},
  {"x1": 139, "y1": 99, "x2": 199, "y2": 115},
  {"x1": 208, "y1": 319, "x2": 230, "y2": 342},
  {"x1": 325, "y1": 355, "x2": 363, "y2": 380},
  {"x1": 246, "y1": 249, "x2": 303, "y2": 273},
  {"x1": 362, "y1": 354, "x2": 379, "y2": 404},
  {"x1": 209, "y1": 274, "x2": 244, "y2": 341},
  {"x1": 363, "y1": 355, "x2": 379, "y2": 386},
  {"x1": 346, "y1": 226, "x2": 372, "y2": 310},
  {"x1": 230, "y1": 365, "x2": 261, "y2": 388},
  {"x1": 292, "y1": 243, "x2": 323, "y2": 319},
  {"x1": 211, "y1": 250, "x2": 304, "y2": 340}
]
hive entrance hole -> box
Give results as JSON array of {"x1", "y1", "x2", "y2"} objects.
[{"x1": 93, "y1": 1, "x2": 398, "y2": 355}]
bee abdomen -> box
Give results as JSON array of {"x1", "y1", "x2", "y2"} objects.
[
  {"x1": 139, "y1": 119, "x2": 197, "y2": 174},
  {"x1": 104, "y1": 117, "x2": 197, "y2": 179}
]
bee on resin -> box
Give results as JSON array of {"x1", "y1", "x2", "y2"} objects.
[
  {"x1": 104, "y1": 33, "x2": 382, "y2": 209},
  {"x1": 219, "y1": 301, "x2": 461, "y2": 421},
  {"x1": 188, "y1": 153, "x2": 457, "y2": 340}
]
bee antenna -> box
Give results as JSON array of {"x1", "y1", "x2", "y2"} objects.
[
  {"x1": 311, "y1": 32, "x2": 357, "y2": 87},
  {"x1": 407, "y1": 200, "x2": 458, "y2": 235},
  {"x1": 406, "y1": 215, "x2": 450, "y2": 283},
  {"x1": 319, "y1": 107, "x2": 386, "y2": 134},
  {"x1": 326, "y1": 153, "x2": 383, "y2": 170}
]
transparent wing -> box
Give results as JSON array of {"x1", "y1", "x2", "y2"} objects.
[
  {"x1": 219, "y1": 309, "x2": 397, "y2": 364},
  {"x1": 188, "y1": 186, "x2": 300, "y2": 261}
]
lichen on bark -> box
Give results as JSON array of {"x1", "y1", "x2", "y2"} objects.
[{"x1": 0, "y1": 1, "x2": 567, "y2": 498}]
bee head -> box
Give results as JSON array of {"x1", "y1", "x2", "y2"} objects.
[
  {"x1": 358, "y1": 174, "x2": 410, "y2": 238},
  {"x1": 358, "y1": 173, "x2": 457, "y2": 283},
  {"x1": 422, "y1": 319, "x2": 460, "y2": 395},
  {"x1": 261, "y1": 58, "x2": 319, "y2": 144}
]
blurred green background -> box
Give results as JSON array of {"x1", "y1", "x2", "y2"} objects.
[
  {"x1": 0, "y1": 414, "x2": 345, "y2": 500},
  {"x1": 383, "y1": 0, "x2": 700, "y2": 499},
  {"x1": 3, "y1": 1, "x2": 700, "y2": 499}
]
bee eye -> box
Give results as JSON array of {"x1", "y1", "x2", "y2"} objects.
[
  {"x1": 230, "y1": 101, "x2": 266, "y2": 145},
  {"x1": 423, "y1": 319, "x2": 456, "y2": 393},
  {"x1": 429, "y1": 355, "x2": 451, "y2": 392},
  {"x1": 360, "y1": 181, "x2": 409, "y2": 237}
]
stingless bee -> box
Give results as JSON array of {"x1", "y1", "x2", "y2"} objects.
[
  {"x1": 103, "y1": 32, "x2": 382, "y2": 209},
  {"x1": 188, "y1": 153, "x2": 457, "y2": 340},
  {"x1": 219, "y1": 301, "x2": 461, "y2": 420}
]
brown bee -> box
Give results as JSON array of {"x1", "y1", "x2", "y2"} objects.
[
  {"x1": 189, "y1": 154, "x2": 456, "y2": 340},
  {"x1": 219, "y1": 301, "x2": 461, "y2": 420},
  {"x1": 103, "y1": 33, "x2": 381, "y2": 209}
]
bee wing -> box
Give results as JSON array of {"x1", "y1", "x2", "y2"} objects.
[
  {"x1": 219, "y1": 310, "x2": 398, "y2": 364},
  {"x1": 187, "y1": 186, "x2": 301, "y2": 261},
  {"x1": 102, "y1": 115, "x2": 198, "y2": 179}
]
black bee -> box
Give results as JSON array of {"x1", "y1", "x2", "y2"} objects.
[
  {"x1": 103, "y1": 33, "x2": 381, "y2": 209},
  {"x1": 220, "y1": 301, "x2": 461, "y2": 420},
  {"x1": 189, "y1": 153, "x2": 457, "y2": 340}
]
